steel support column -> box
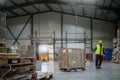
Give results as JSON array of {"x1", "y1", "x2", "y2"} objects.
[
  {"x1": 36, "y1": 43, "x2": 39, "y2": 60},
  {"x1": 53, "y1": 31, "x2": 56, "y2": 61},
  {"x1": 90, "y1": 18, "x2": 93, "y2": 51},
  {"x1": 31, "y1": 15, "x2": 33, "y2": 45},
  {"x1": 13, "y1": 16, "x2": 31, "y2": 45},
  {"x1": 66, "y1": 31, "x2": 67, "y2": 48},
  {"x1": 115, "y1": 22, "x2": 118, "y2": 37},
  {"x1": 35, "y1": 31, "x2": 39, "y2": 60},
  {"x1": 90, "y1": 18, "x2": 93, "y2": 61},
  {"x1": 61, "y1": 13, "x2": 63, "y2": 48}
]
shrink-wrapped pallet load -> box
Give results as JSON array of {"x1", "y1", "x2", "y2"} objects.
[{"x1": 58, "y1": 48, "x2": 85, "y2": 71}]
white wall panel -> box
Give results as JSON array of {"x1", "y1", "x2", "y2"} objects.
[
  {"x1": 7, "y1": 12, "x2": 115, "y2": 50},
  {"x1": 6, "y1": 40, "x2": 30, "y2": 46},
  {"x1": 93, "y1": 20, "x2": 115, "y2": 48},
  {"x1": 63, "y1": 14, "x2": 90, "y2": 38},
  {"x1": 7, "y1": 16, "x2": 31, "y2": 45},
  {"x1": 67, "y1": 43, "x2": 84, "y2": 49},
  {"x1": 33, "y1": 12, "x2": 61, "y2": 38}
]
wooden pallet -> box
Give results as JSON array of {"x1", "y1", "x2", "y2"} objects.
[
  {"x1": 0, "y1": 57, "x2": 35, "y2": 66},
  {"x1": 36, "y1": 71, "x2": 53, "y2": 80},
  {"x1": 60, "y1": 67, "x2": 85, "y2": 72},
  {"x1": 0, "y1": 65, "x2": 36, "y2": 78},
  {"x1": 58, "y1": 48, "x2": 86, "y2": 72},
  {"x1": 5, "y1": 73, "x2": 37, "y2": 80},
  {"x1": 0, "y1": 57, "x2": 36, "y2": 79}
]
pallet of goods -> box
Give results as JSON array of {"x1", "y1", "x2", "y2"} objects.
[
  {"x1": 0, "y1": 45, "x2": 36, "y2": 80},
  {"x1": 58, "y1": 48, "x2": 86, "y2": 72},
  {"x1": 112, "y1": 29, "x2": 120, "y2": 64},
  {"x1": 36, "y1": 71, "x2": 53, "y2": 80}
]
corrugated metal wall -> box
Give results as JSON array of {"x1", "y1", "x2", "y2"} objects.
[
  {"x1": 7, "y1": 16, "x2": 31, "y2": 46},
  {"x1": 93, "y1": 20, "x2": 115, "y2": 48},
  {"x1": 7, "y1": 12, "x2": 115, "y2": 51}
]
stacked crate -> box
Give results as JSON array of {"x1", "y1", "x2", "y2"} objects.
[
  {"x1": 112, "y1": 29, "x2": 120, "y2": 63},
  {"x1": 113, "y1": 38, "x2": 117, "y2": 48},
  {"x1": 0, "y1": 43, "x2": 6, "y2": 52},
  {"x1": 58, "y1": 48, "x2": 85, "y2": 71},
  {"x1": 0, "y1": 13, "x2": 6, "y2": 43},
  {"x1": 0, "y1": 45, "x2": 36, "y2": 79},
  {"x1": 18, "y1": 45, "x2": 35, "y2": 57},
  {"x1": 0, "y1": 53, "x2": 36, "y2": 79}
]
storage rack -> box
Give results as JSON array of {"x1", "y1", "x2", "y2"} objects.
[
  {"x1": 66, "y1": 31, "x2": 87, "y2": 70},
  {"x1": 0, "y1": 13, "x2": 6, "y2": 43},
  {"x1": 0, "y1": 13, "x2": 6, "y2": 53},
  {"x1": 57, "y1": 31, "x2": 87, "y2": 71}
]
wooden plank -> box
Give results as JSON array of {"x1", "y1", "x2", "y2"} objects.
[
  {"x1": 0, "y1": 57, "x2": 35, "y2": 66},
  {"x1": 36, "y1": 71, "x2": 53, "y2": 80},
  {"x1": 1, "y1": 65, "x2": 36, "y2": 79}
]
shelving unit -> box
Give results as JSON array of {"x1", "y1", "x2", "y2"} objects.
[
  {"x1": 0, "y1": 13, "x2": 6, "y2": 53},
  {"x1": 0, "y1": 13, "x2": 6, "y2": 43}
]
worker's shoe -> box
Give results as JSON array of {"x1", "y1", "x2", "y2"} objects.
[
  {"x1": 96, "y1": 66, "x2": 99, "y2": 69},
  {"x1": 99, "y1": 66, "x2": 102, "y2": 69},
  {"x1": 96, "y1": 66, "x2": 102, "y2": 69},
  {"x1": 97, "y1": 66, "x2": 102, "y2": 69}
]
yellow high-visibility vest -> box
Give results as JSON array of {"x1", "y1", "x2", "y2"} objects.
[{"x1": 95, "y1": 44, "x2": 104, "y2": 55}]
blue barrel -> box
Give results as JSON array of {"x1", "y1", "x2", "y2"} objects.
[{"x1": 104, "y1": 49, "x2": 113, "y2": 60}]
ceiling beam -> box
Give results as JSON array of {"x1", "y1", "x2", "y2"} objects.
[
  {"x1": 100, "y1": 0, "x2": 105, "y2": 18},
  {"x1": 8, "y1": 10, "x2": 19, "y2": 16},
  {"x1": 71, "y1": 6, "x2": 74, "y2": 14},
  {"x1": 0, "y1": 0, "x2": 119, "y2": 14},
  {"x1": 26, "y1": 0, "x2": 40, "y2": 12},
  {"x1": 112, "y1": 0, "x2": 120, "y2": 21},
  {"x1": 0, "y1": 5, "x2": 19, "y2": 16},
  {"x1": 82, "y1": 7, "x2": 85, "y2": 16},
  {"x1": 52, "y1": 10, "x2": 114, "y2": 22},
  {"x1": 105, "y1": 0, "x2": 113, "y2": 19},
  {"x1": 94, "y1": 0, "x2": 97, "y2": 18},
  {"x1": 94, "y1": 9, "x2": 97, "y2": 18},
  {"x1": 7, "y1": 10, "x2": 114, "y2": 22},
  {"x1": 59, "y1": 5, "x2": 64, "y2": 12},
  {"x1": 10, "y1": 0, "x2": 31, "y2": 14},
  {"x1": 7, "y1": 10, "x2": 51, "y2": 19},
  {"x1": 44, "y1": 3, "x2": 52, "y2": 10},
  {"x1": 113, "y1": 0, "x2": 120, "y2": 8}
]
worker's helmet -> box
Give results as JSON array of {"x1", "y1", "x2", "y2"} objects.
[{"x1": 99, "y1": 40, "x2": 103, "y2": 44}]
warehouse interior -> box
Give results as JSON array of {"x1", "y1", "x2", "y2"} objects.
[{"x1": 0, "y1": 0, "x2": 120, "y2": 80}]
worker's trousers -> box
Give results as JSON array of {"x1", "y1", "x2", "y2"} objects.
[{"x1": 95, "y1": 55, "x2": 103, "y2": 67}]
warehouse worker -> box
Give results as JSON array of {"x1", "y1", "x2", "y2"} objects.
[{"x1": 94, "y1": 40, "x2": 105, "y2": 69}]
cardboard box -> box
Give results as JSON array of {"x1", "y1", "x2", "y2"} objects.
[
  {"x1": 18, "y1": 45, "x2": 34, "y2": 57},
  {"x1": 117, "y1": 29, "x2": 120, "y2": 37},
  {"x1": 113, "y1": 38, "x2": 117, "y2": 44},
  {"x1": 58, "y1": 48, "x2": 85, "y2": 70}
]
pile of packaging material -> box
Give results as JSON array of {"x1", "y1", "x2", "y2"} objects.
[
  {"x1": 112, "y1": 48, "x2": 120, "y2": 63},
  {"x1": 112, "y1": 29, "x2": 120, "y2": 63}
]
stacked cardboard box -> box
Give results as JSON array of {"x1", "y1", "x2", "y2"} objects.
[
  {"x1": 18, "y1": 45, "x2": 34, "y2": 57},
  {"x1": 0, "y1": 55, "x2": 36, "y2": 79},
  {"x1": 113, "y1": 38, "x2": 117, "y2": 48},
  {"x1": 0, "y1": 45, "x2": 36, "y2": 79},
  {"x1": 58, "y1": 48, "x2": 85, "y2": 71},
  {"x1": 0, "y1": 43, "x2": 6, "y2": 53},
  {"x1": 112, "y1": 29, "x2": 120, "y2": 63}
]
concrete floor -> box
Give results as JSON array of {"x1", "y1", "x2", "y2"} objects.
[
  {"x1": 37, "y1": 61, "x2": 120, "y2": 80},
  {"x1": 53, "y1": 61, "x2": 120, "y2": 80}
]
